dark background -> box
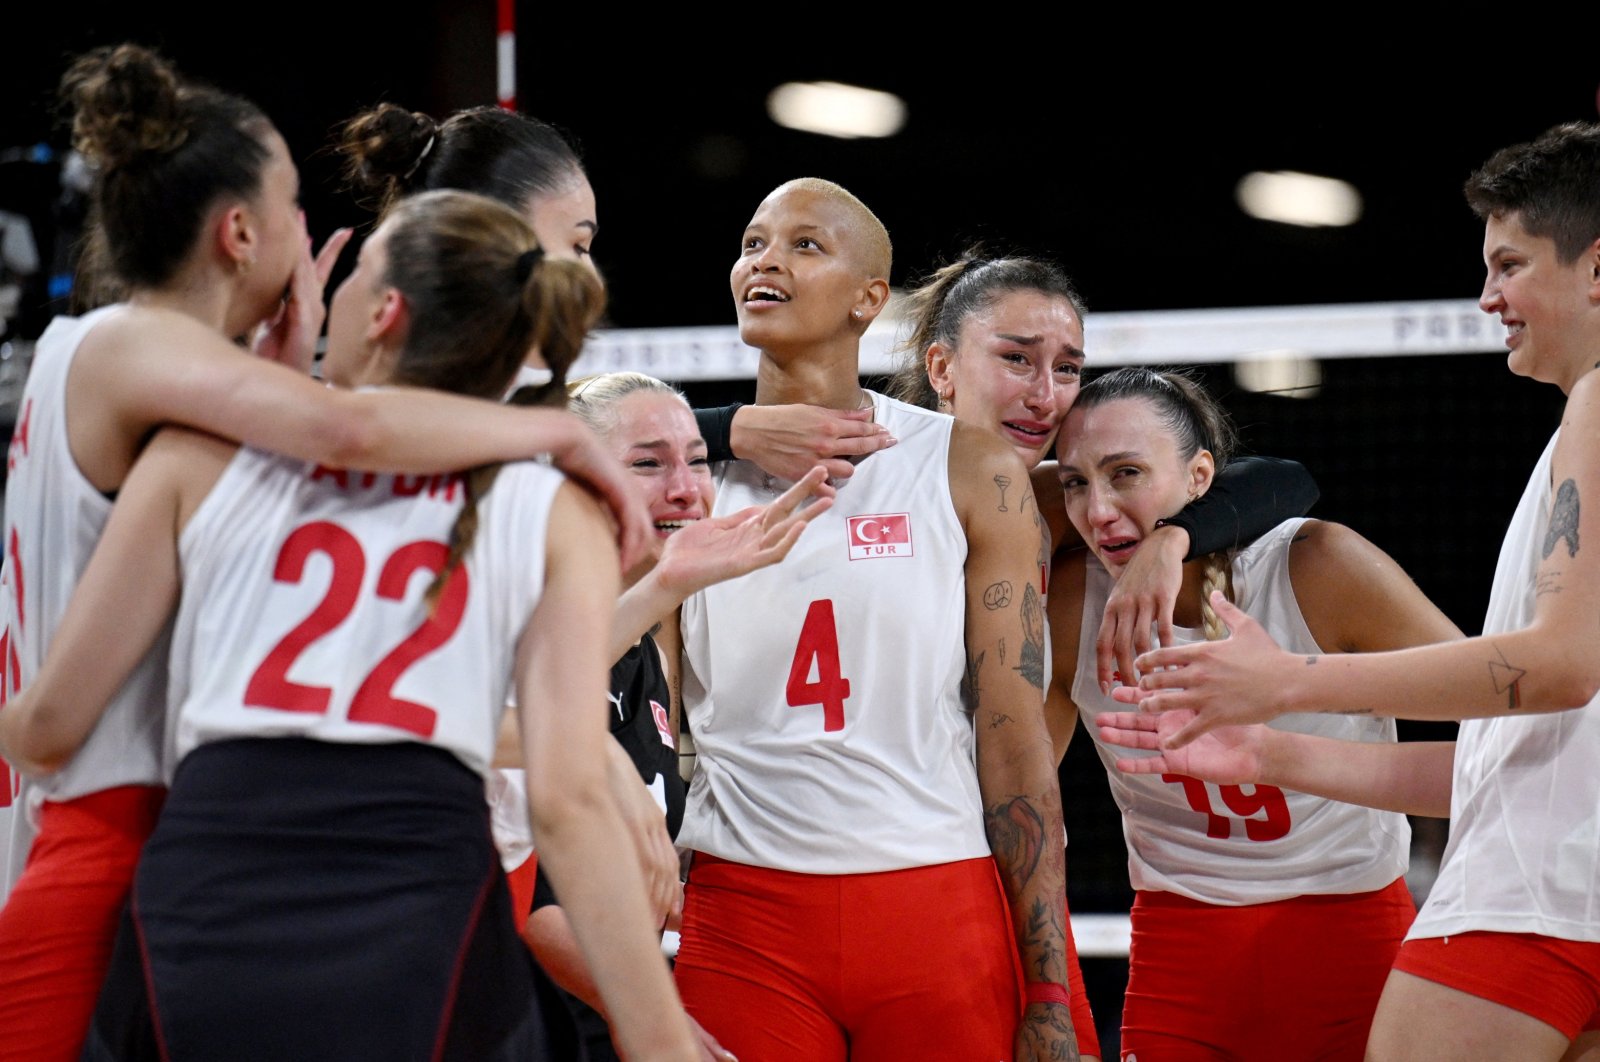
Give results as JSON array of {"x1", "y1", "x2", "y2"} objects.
[{"x1": 3, "y1": 6, "x2": 1595, "y2": 1050}]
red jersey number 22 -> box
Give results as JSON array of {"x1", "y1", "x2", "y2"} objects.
[{"x1": 787, "y1": 599, "x2": 850, "y2": 732}]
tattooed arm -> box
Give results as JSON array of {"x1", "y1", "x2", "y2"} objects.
[
  {"x1": 950, "y1": 423, "x2": 1078, "y2": 1062},
  {"x1": 1124, "y1": 373, "x2": 1600, "y2": 746}
]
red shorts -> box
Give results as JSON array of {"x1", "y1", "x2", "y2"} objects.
[
  {"x1": 1121, "y1": 877, "x2": 1415, "y2": 1062},
  {"x1": 506, "y1": 852, "x2": 539, "y2": 930},
  {"x1": 674, "y1": 854, "x2": 1024, "y2": 1062},
  {"x1": 1394, "y1": 931, "x2": 1600, "y2": 1040},
  {"x1": 0, "y1": 785, "x2": 164, "y2": 1060}
]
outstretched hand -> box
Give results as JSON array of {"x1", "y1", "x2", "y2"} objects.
[
  {"x1": 655, "y1": 466, "x2": 835, "y2": 596},
  {"x1": 1109, "y1": 592, "x2": 1297, "y2": 748},
  {"x1": 1096, "y1": 709, "x2": 1268, "y2": 784},
  {"x1": 253, "y1": 221, "x2": 353, "y2": 373},
  {"x1": 730, "y1": 404, "x2": 896, "y2": 482},
  {"x1": 1095, "y1": 524, "x2": 1187, "y2": 693}
]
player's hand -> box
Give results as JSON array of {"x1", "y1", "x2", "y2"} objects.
[
  {"x1": 252, "y1": 220, "x2": 352, "y2": 374},
  {"x1": 690, "y1": 1016, "x2": 738, "y2": 1062},
  {"x1": 547, "y1": 420, "x2": 654, "y2": 574},
  {"x1": 1096, "y1": 709, "x2": 1268, "y2": 784},
  {"x1": 1111, "y1": 592, "x2": 1296, "y2": 748},
  {"x1": 729, "y1": 404, "x2": 895, "y2": 482},
  {"x1": 604, "y1": 742, "x2": 678, "y2": 928},
  {"x1": 1095, "y1": 523, "x2": 1186, "y2": 694},
  {"x1": 654, "y1": 467, "x2": 835, "y2": 597},
  {"x1": 1016, "y1": 1001, "x2": 1080, "y2": 1062}
]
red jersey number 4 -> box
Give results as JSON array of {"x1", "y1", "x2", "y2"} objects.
[{"x1": 787, "y1": 599, "x2": 850, "y2": 731}]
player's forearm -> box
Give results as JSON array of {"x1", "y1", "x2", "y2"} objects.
[
  {"x1": 1169, "y1": 456, "x2": 1319, "y2": 560},
  {"x1": 611, "y1": 573, "x2": 682, "y2": 666},
  {"x1": 311, "y1": 389, "x2": 595, "y2": 474},
  {"x1": 980, "y1": 758, "x2": 1070, "y2": 986},
  {"x1": 1280, "y1": 625, "x2": 1598, "y2": 721},
  {"x1": 1258, "y1": 732, "x2": 1455, "y2": 818},
  {"x1": 530, "y1": 781, "x2": 694, "y2": 1060},
  {"x1": 523, "y1": 906, "x2": 607, "y2": 1017}
]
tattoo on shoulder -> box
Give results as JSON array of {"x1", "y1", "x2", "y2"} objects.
[
  {"x1": 994, "y1": 473, "x2": 1013, "y2": 512},
  {"x1": 1015, "y1": 582, "x2": 1046, "y2": 690},
  {"x1": 1536, "y1": 571, "x2": 1564, "y2": 597},
  {"x1": 1544, "y1": 479, "x2": 1580, "y2": 560},
  {"x1": 988, "y1": 712, "x2": 1014, "y2": 729},
  {"x1": 1305, "y1": 656, "x2": 1317, "y2": 666},
  {"x1": 1488, "y1": 644, "x2": 1527, "y2": 710},
  {"x1": 983, "y1": 581, "x2": 1014, "y2": 610}
]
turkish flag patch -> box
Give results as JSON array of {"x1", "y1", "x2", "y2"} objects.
[{"x1": 846, "y1": 513, "x2": 913, "y2": 561}]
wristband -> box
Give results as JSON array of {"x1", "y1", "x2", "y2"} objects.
[
  {"x1": 1024, "y1": 982, "x2": 1072, "y2": 1008},
  {"x1": 694, "y1": 403, "x2": 745, "y2": 463},
  {"x1": 1152, "y1": 514, "x2": 1198, "y2": 562}
]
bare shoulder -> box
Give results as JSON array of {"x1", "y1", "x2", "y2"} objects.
[
  {"x1": 1289, "y1": 518, "x2": 1459, "y2": 653},
  {"x1": 947, "y1": 420, "x2": 1031, "y2": 526}
]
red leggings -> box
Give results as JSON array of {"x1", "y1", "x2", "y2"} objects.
[
  {"x1": 675, "y1": 854, "x2": 1024, "y2": 1061},
  {"x1": 1121, "y1": 878, "x2": 1415, "y2": 1061},
  {"x1": 0, "y1": 786, "x2": 164, "y2": 1061}
]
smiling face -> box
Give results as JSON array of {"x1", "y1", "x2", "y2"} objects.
[
  {"x1": 1480, "y1": 211, "x2": 1600, "y2": 392},
  {"x1": 603, "y1": 390, "x2": 715, "y2": 540},
  {"x1": 730, "y1": 184, "x2": 881, "y2": 354},
  {"x1": 1058, "y1": 397, "x2": 1214, "y2": 575},
  {"x1": 932, "y1": 289, "x2": 1085, "y2": 468}
]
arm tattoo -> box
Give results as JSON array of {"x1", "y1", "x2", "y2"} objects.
[
  {"x1": 1305, "y1": 656, "x2": 1317, "y2": 666},
  {"x1": 998, "y1": 637, "x2": 1007, "y2": 665},
  {"x1": 1014, "y1": 582, "x2": 1046, "y2": 689},
  {"x1": 995, "y1": 473, "x2": 1012, "y2": 512},
  {"x1": 961, "y1": 650, "x2": 985, "y2": 714},
  {"x1": 988, "y1": 712, "x2": 1015, "y2": 729},
  {"x1": 1022, "y1": 897, "x2": 1067, "y2": 981},
  {"x1": 1489, "y1": 644, "x2": 1527, "y2": 710},
  {"x1": 983, "y1": 581, "x2": 1014, "y2": 610},
  {"x1": 984, "y1": 796, "x2": 1044, "y2": 891},
  {"x1": 1537, "y1": 570, "x2": 1564, "y2": 597},
  {"x1": 1544, "y1": 479, "x2": 1580, "y2": 559}
]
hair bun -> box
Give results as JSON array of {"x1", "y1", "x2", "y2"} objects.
[
  {"x1": 62, "y1": 44, "x2": 187, "y2": 169},
  {"x1": 338, "y1": 103, "x2": 440, "y2": 195}
]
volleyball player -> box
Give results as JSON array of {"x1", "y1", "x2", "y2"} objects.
[
  {"x1": 1049, "y1": 367, "x2": 1459, "y2": 1059},
  {"x1": 0, "y1": 45, "x2": 648, "y2": 1060},
  {"x1": 887, "y1": 253, "x2": 1319, "y2": 1060},
  {"x1": 672, "y1": 178, "x2": 1075, "y2": 1061},
  {"x1": 1119, "y1": 122, "x2": 1600, "y2": 1061},
  {"x1": 1, "y1": 189, "x2": 700, "y2": 1062}
]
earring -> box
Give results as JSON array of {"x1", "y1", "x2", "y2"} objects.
[{"x1": 852, "y1": 309, "x2": 863, "y2": 320}]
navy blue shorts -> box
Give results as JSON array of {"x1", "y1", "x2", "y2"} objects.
[{"x1": 83, "y1": 738, "x2": 562, "y2": 1061}]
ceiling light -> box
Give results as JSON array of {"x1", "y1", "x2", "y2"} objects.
[
  {"x1": 1236, "y1": 171, "x2": 1362, "y2": 228},
  {"x1": 767, "y1": 82, "x2": 906, "y2": 140}
]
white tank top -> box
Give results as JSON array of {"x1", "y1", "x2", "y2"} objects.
[
  {"x1": 1073, "y1": 518, "x2": 1410, "y2": 905},
  {"x1": 679, "y1": 392, "x2": 991, "y2": 874},
  {"x1": 1411, "y1": 432, "x2": 1600, "y2": 942},
  {"x1": 1, "y1": 307, "x2": 172, "y2": 895},
  {"x1": 167, "y1": 447, "x2": 561, "y2": 777}
]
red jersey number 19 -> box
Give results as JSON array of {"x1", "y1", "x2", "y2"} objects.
[{"x1": 786, "y1": 599, "x2": 850, "y2": 732}]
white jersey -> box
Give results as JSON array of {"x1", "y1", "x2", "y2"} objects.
[
  {"x1": 1, "y1": 307, "x2": 172, "y2": 896},
  {"x1": 1411, "y1": 432, "x2": 1600, "y2": 942},
  {"x1": 167, "y1": 448, "x2": 562, "y2": 778},
  {"x1": 1073, "y1": 518, "x2": 1410, "y2": 905},
  {"x1": 679, "y1": 392, "x2": 991, "y2": 874}
]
